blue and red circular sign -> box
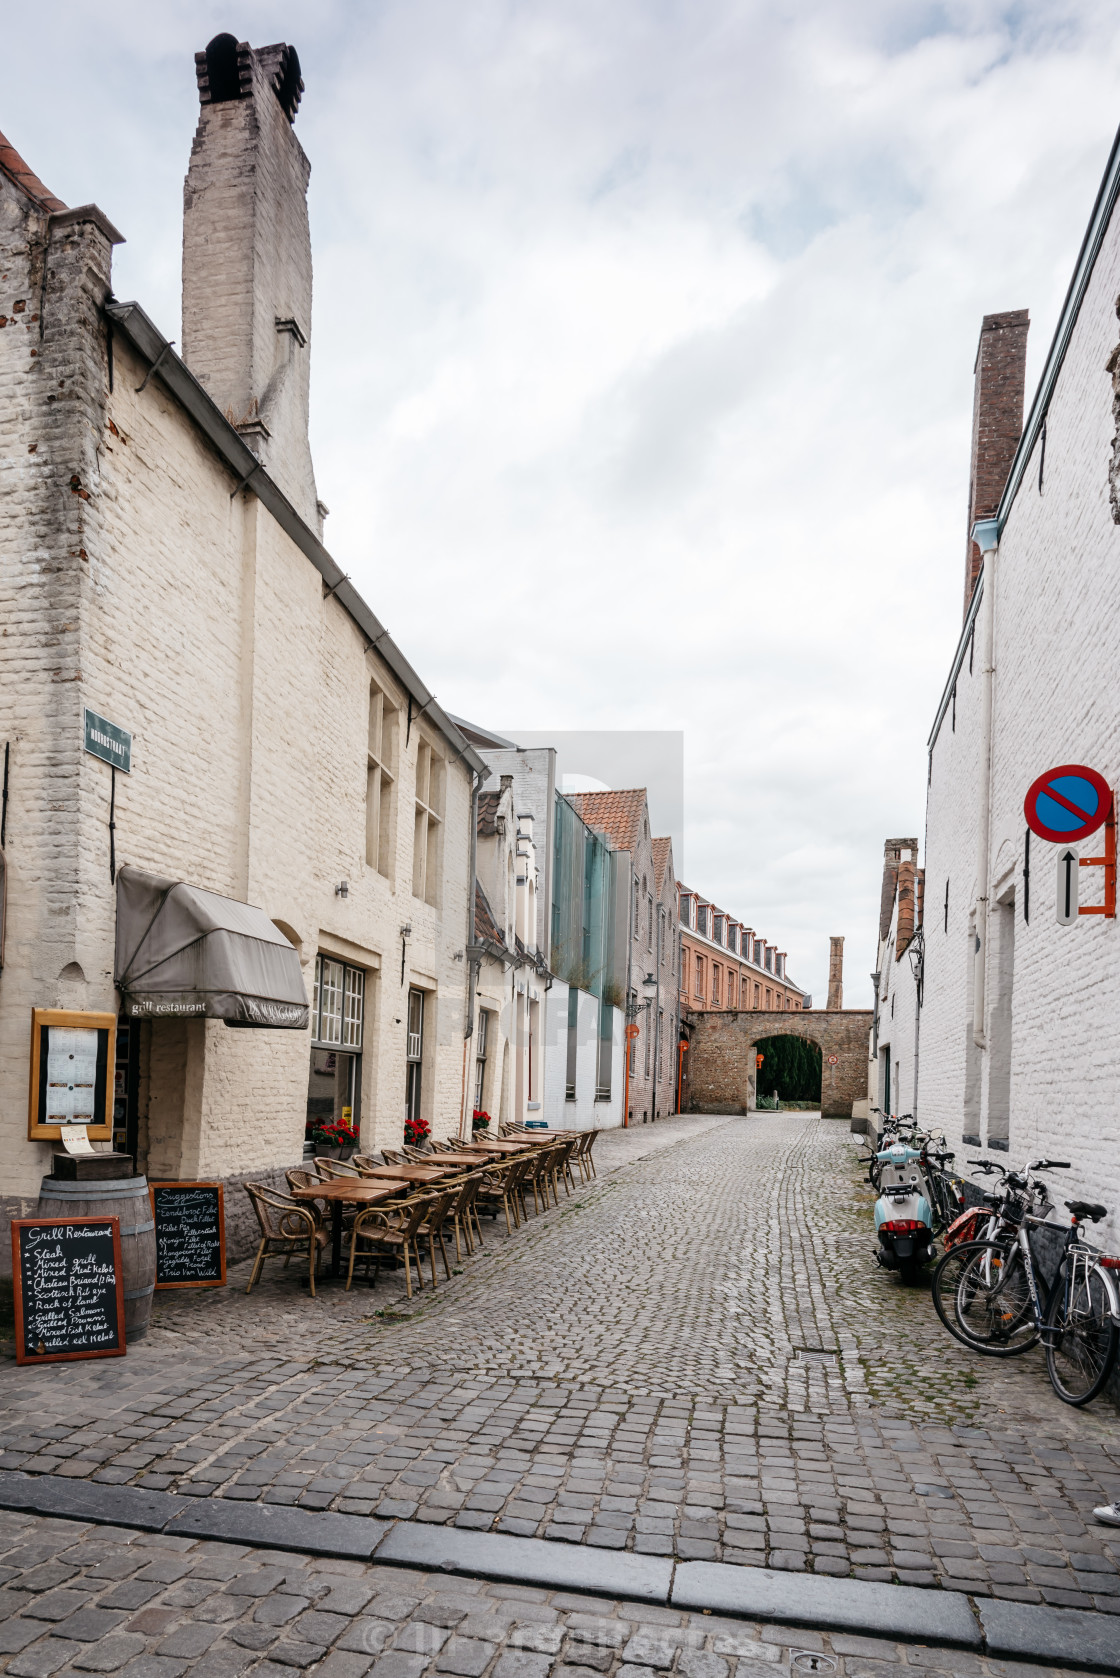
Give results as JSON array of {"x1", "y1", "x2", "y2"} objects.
[{"x1": 1024, "y1": 764, "x2": 1112, "y2": 843}]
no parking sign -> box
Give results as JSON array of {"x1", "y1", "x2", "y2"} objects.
[
  {"x1": 1023, "y1": 763, "x2": 1115, "y2": 922},
  {"x1": 1024, "y1": 764, "x2": 1111, "y2": 843}
]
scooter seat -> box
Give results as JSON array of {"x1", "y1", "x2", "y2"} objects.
[{"x1": 1066, "y1": 1200, "x2": 1108, "y2": 1223}]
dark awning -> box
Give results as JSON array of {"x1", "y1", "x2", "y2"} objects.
[{"x1": 115, "y1": 866, "x2": 309, "y2": 1029}]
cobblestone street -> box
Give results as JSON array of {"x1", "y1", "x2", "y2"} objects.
[
  {"x1": 0, "y1": 1505, "x2": 1106, "y2": 1678},
  {"x1": 2, "y1": 1115, "x2": 1119, "y2": 1609}
]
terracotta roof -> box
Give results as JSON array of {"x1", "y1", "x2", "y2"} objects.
[
  {"x1": 0, "y1": 129, "x2": 66, "y2": 214},
  {"x1": 651, "y1": 836, "x2": 674, "y2": 897},
  {"x1": 477, "y1": 790, "x2": 501, "y2": 838},
  {"x1": 563, "y1": 788, "x2": 647, "y2": 852},
  {"x1": 474, "y1": 881, "x2": 505, "y2": 948}
]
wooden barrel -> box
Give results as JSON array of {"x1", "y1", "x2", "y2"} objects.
[{"x1": 36, "y1": 1176, "x2": 156, "y2": 1342}]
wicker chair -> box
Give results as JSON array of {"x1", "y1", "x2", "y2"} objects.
[
  {"x1": 446, "y1": 1171, "x2": 485, "y2": 1261},
  {"x1": 346, "y1": 1193, "x2": 432, "y2": 1295},
  {"x1": 414, "y1": 1189, "x2": 456, "y2": 1287},
  {"x1": 245, "y1": 1184, "x2": 327, "y2": 1297},
  {"x1": 574, "y1": 1129, "x2": 600, "y2": 1181},
  {"x1": 476, "y1": 1156, "x2": 530, "y2": 1235},
  {"x1": 315, "y1": 1157, "x2": 361, "y2": 1179},
  {"x1": 351, "y1": 1152, "x2": 385, "y2": 1175},
  {"x1": 380, "y1": 1148, "x2": 409, "y2": 1165}
]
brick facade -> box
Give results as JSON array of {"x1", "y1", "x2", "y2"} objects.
[
  {"x1": 963, "y1": 309, "x2": 1029, "y2": 612},
  {"x1": 682, "y1": 1008, "x2": 872, "y2": 1118},
  {"x1": 0, "y1": 45, "x2": 482, "y2": 1271},
  {"x1": 678, "y1": 888, "x2": 807, "y2": 1015}
]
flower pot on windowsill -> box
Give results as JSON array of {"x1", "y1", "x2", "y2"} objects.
[{"x1": 316, "y1": 1143, "x2": 357, "y2": 1160}]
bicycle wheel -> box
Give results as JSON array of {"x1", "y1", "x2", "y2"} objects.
[
  {"x1": 931, "y1": 1241, "x2": 1038, "y2": 1356},
  {"x1": 1045, "y1": 1263, "x2": 1119, "y2": 1406}
]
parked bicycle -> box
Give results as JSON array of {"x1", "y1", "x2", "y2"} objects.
[{"x1": 932, "y1": 1165, "x2": 1120, "y2": 1405}]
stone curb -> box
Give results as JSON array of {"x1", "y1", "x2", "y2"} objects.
[{"x1": 1, "y1": 1470, "x2": 1117, "y2": 1674}]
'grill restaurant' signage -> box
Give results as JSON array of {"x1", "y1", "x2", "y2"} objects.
[
  {"x1": 83, "y1": 709, "x2": 131, "y2": 774},
  {"x1": 150, "y1": 1183, "x2": 226, "y2": 1288},
  {"x1": 11, "y1": 1217, "x2": 126, "y2": 1364}
]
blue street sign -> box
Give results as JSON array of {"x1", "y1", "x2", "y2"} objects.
[{"x1": 1024, "y1": 764, "x2": 1110, "y2": 844}]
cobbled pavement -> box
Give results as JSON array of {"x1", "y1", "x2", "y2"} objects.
[
  {"x1": 0, "y1": 1505, "x2": 1107, "y2": 1678},
  {"x1": 2, "y1": 1115, "x2": 1119, "y2": 1611}
]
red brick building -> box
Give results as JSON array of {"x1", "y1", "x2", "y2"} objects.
[{"x1": 678, "y1": 885, "x2": 808, "y2": 1014}]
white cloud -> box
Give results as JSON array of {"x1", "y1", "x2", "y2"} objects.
[{"x1": 7, "y1": 0, "x2": 1120, "y2": 1003}]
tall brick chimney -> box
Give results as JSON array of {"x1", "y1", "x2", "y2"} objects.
[
  {"x1": 879, "y1": 837, "x2": 918, "y2": 944},
  {"x1": 964, "y1": 309, "x2": 1029, "y2": 614},
  {"x1": 182, "y1": 34, "x2": 320, "y2": 531},
  {"x1": 826, "y1": 936, "x2": 844, "y2": 1011}
]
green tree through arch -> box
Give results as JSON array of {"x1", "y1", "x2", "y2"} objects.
[{"x1": 755, "y1": 1035, "x2": 822, "y2": 1104}]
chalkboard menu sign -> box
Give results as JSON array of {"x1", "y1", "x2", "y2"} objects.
[
  {"x1": 11, "y1": 1217, "x2": 126, "y2": 1364},
  {"x1": 149, "y1": 1182, "x2": 226, "y2": 1288}
]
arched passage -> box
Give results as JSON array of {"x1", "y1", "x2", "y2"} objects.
[
  {"x1": 753, "y1": 1034, "x2": 822, "y2": 1107},
  {"x1": 682, "y1": 1007, "x2": 872, "y2": 1118}
]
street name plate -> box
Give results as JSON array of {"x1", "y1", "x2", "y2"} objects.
[{"x1": 84, "y1": 709, "x2": 131, "y2": 774}]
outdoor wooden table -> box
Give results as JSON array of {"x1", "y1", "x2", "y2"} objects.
[
  {"x1": 365, "y1": 1165, "x2": 456, "y2": 1184},
  {"x1": 465, "y1": 1139, "x2": 537, "y2": 1154},
  {"x1": 289, "y1": 1180, "x2": 402, "y2": 1279},
  {"x1": 427, "y1": 1152, "x2": 491, "y2": 1167}
]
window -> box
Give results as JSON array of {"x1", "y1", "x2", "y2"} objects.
[
  {"x1": 474, "y1": 1008, "x2": 490, "y2": 1110},
  {"x1": 596, "y1": 997, "x2": 613, "y2": 1098},
  {"x1": 644, "y1": 1011, "x2": 651, "y2": 1076},
  {"x1": 727, "y1": 973, "x2": 737, "y2": 1009},
  {"x1": 785, "y1": 995, "x2": 792, "y2": 1010},
  {"x1": 314, "y1": 957, "x2": 345, "y2": 1045},
  {"x1": 647, "y1": 894, "x2": 654, "y2": 949},
  {"x1": 727, "y1": 926, "x2": 738, "y2": 955},
  {"x1": 681, "y1": 949, "x2": 689, "y2": 993},
  {"x1": 714, "y1": 915, "x2": 723, "y2": 945},
  {"x1": 695, "y1": 957, "x2": 705, "y2": 999},
  {"x1": 776, "y1": 954, "x2": 784, "y2": 977},
  {"x1": 697, "y1": 905, "x2": 708, "y2": 937},
  {"x1": 765, "y1": 947, "x2": 773, "y2": 972},
  {"x1": 753, "y1": 940, "x2": 762, "y2": 964},
  {"x1": 660, "y1": 910, "x2": 667, "y2": 962},
  {"x1": 413, "y1": 740, "x2": 444, "y2": 905},
  {"x1": 566, "y1": 988, "x2": 578, "y2": 1100},
  {"x1": 765, "y1": 987, "x2": 772, "y2": 1008},
  {"x1": 712, "y1": 964, "x2": 721, "y2": 1005},
  {"x1": 658, "y1": 1008, "x2": 665, "y2": 1076},
  {"x1": 753, "y1": 982, "x2": 760, "y2": 1007},
  {"x1": 366, "y1": 682, "x2": 396, "y2": 875},
  {"x1": 308, "y1": 955, "x2": 366, "y2": 1148},
  {"x1": 406, "y1": 987, "x2": 424, "y2": 1124}
]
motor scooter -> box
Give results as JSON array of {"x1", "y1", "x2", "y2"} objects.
[{"x1": 873, "y1": 1140, "x2": 935, "y2": 1278}]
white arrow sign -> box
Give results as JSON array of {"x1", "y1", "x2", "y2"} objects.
[{"x1": 1057, "y1": 847, "x2": 1079, "y2": 925}]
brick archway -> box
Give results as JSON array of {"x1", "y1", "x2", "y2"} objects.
[{"x1": 682, "y1": 1009, "x2": 872, "y2": 1118}]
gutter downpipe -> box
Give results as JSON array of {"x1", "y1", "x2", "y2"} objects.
[
  {"x1": 972, "y1": 519, "x2": 1001, "y2": 1051},
  {"x1": 460, "y1": 766, "x2": 488, "y2": 1139}
]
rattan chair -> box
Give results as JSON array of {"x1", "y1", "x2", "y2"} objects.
[
  {"x1": 315, "y1": 1157, "x2": 361, "y2": 1179},
  {"x1": 351, "y1": 1152, "x2": 385, "y2": 1175},
  {"x1": 414, "y1": 1189, "x2": 456, "y2": 1287},
  {"x1": 346, "y1": 1193, "x2": 432, "y2": 1296},
  {"x1": 380, "y1": 1148, "x2": 409, "y2": 1164},
  {"x1": 475, "y1": 1156, "x2": 530, "y2": 1235},
  {"x1": 245, "y1": 1184, "x2": 327, "y2": 1297},
  {"x1": 447, "y1": 1171, "x2": 486, "y2": 1260}
]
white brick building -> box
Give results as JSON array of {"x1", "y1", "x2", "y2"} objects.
[
  {"x1": 0, "y1": 36, "x2": 485, "y2": 1266},
  {"x1": 911, "y1": 119, "x2": 1120, "y2": 1247}
]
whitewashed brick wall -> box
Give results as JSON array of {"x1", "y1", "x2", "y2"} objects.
[{"x1": 920, "y1": 183, "x2": 1120, "y2": 1253}]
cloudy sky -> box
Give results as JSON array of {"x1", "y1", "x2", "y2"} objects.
[{"x1": 8, "y1": 1, "x2": 1120, "y2": 1004}]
